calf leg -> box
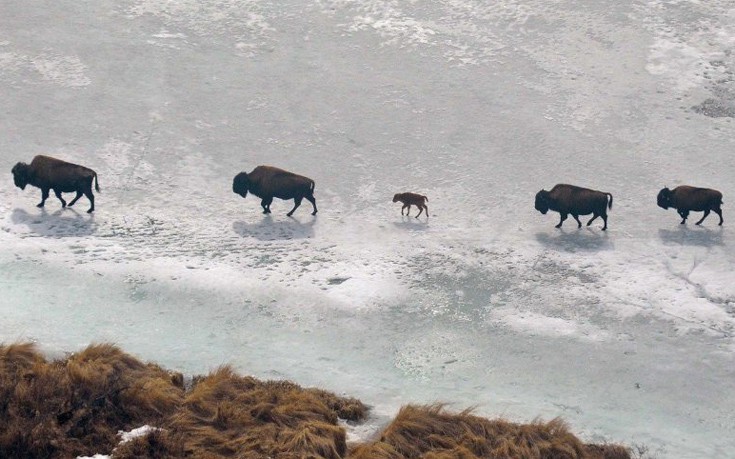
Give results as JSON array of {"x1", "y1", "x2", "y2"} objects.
[
  {"x1": 37, "y1": 188, "x2": 50, "y2": 208},
  {"x1": 572, "y1": 214, "x2": 582, "y2": 228},
  {"x1": 587, "y1": 215, "x2": 598, "y2": 226},
  {"x1": 678, "y1": 209, "x2": 689, "y2": 224},
  {"x1": 261, "y1": 197, "x2": 272, "y2": 214},
  {"x1": 68, "y1": 191, "x2": 84, "y2": 207},
  {"x1": 555, "y1": 213, "x2": 568, "y2": 228},
  {"x1": 424, "y1": 204, "x2": 429, "y2": 217},
  {"x1": 306, "y1": 194, "x2": 318, "y2": 215},
  {"x1": 695, "y1": 209, "x2": 710, "y2": 225},
  {"x1": 415, "y1": 205, "x2": 423, "y2": 218},
  {"x1": 287, "y1": 197, "x2": 303, "y2": 217},
  {"x1": 54, "y1": 189, "x2": 67, "y2": 208},
  {"x1": 601, "y1": 214, "x2": 608, "y2": 231},
  {"x1": 402, "y1": 204, "x2": 410, "y2": 216}
]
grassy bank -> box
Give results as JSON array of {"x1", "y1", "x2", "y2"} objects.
[{"x1": 1, "y1": 342, "x2": 632, "y2": 458}]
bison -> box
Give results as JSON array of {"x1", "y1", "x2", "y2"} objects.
[
  {"x1": 11, "y1": 155, "x2": 100, "y2": 213},
  {"x1": 535, "y1": 184, "x2": 613, "y2": 230},
  {"x1": 233, "y1": 165, "x2": 317, "y2": 216},
  {"x1": 657, "y1": 186, "x2": 723, "y2": 226},
  {"x1": 393, "y1": 192, "x2": 429, "y2": 218}
]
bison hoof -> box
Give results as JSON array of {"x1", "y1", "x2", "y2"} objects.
[
  {"x1": 287, "y1": 212, "x2": 294, "y2": 217},
  {"x1": 36, "y1": 203, "x2": 44, "y2": 208},
  {"x1": 312, "y1": 211, "x2": 317, "y2": 216}
]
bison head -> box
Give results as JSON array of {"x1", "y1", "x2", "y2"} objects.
[
  {"x1": 657, "y1": 187, "x2": 673, "y2": 209},
  {"x1": 534, "y1": 190, "x2": 550, "y2": 214},
  {"x1": 232, "y1": 172, "x2": 250, "y2": 198},
  {"x1": 392, "y1": 193, "x2": 401, "y2": 203},
  {"x1": 11, "y1": 162, "x2": 30, "y2": 190}
]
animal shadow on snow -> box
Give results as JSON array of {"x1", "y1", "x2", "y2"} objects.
[
  {"x1": 392, "y1": 215, "x2": 430, "y2": 231},
  {"x1": 232, "y1": 215, "x2": 315, "y2": 241},
  {"x1": 535, "y1": 228, "x2": 612, "y2": 252},
  {"x1": 658, "y1": 226, "x2": 724, "y2": 247},
  {"x1": 11, "y1": 207, "x2": 98, "y2": 237}
]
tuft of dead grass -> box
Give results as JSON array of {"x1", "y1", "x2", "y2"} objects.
[
  {"x1": 0, "y1": 342, "x2": 184, "y2": 458},
  {"x1": 0, "y1": 342, "x2": 633, "y2": 459},
  {"x1": 349, "y1": 404, "x2": 631, "y2": 459}
]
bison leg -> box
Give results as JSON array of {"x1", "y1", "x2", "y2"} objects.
[
  {"x1": 54, "y1": 189, "x2": 67, "y2": 208},
  {"x1": 287, "y1": 197, "x2": 303, "y2": 217},
  {"x1": 260, "y1": 197, "x2": 272, "y2": 214},
  {"x1": 68, "y1": 191, "x2": 84, "y2": 207},
  {"x1": 678, "y1": 210, "x2": 688, "y2": 224},
  {"x1": 714, "y1": 207, "x2": 723, "y2": 226},
  {"x1": 305, "y1": 195, "x2": 318, "y2": 215},
  {"x1": 37, "y1": 188, "x2": 50, "y2": 208},
  {"x1": 587, "y1": 215, "x2": 598, "y2": 226},
  {"x1": 572, "y1": 214, "x2": 582, "y2": 228},
  {"x1": 415, "y1": 205, "x2": 423, "y2": 218},
  {"x1": 555, "y1": 213, "x2": 567, "y2": 228},
  {"x1": 601, "y1": 214, "x2": 608, "y2": 231},
  {"x1": 83, "y1": 189, "x2": 95, "y2": 213},
  {"x1": 402, "y1": 204, "x2": 410, "y2": 216},
  {"x1": 424, "y1": 204, "x2": 429, "y2": 218},
  {"x1": 695, "y1": 209, "x2": 710, "y2": 225}
]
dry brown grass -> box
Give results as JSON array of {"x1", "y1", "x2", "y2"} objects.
[
  {"x1": 0, "y1": 342, "x2": 184, "y2": 459},
  {"x1": 349, "y1": 404, "x2": 631, "y2": 459},
  {"x1": 0, "y1": 343, "x2": 632, "y2": 459},
  {"x1": 166, "y1": 366, "x2": 365, "y2": 458}
]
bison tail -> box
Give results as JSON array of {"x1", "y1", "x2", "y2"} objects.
[
  {"x1": 606, "y1": 193, "x2": 613, "y2": 210},
  {"x1": 423, "y1": 195, "x2": 429, "y2": 202},
  {"x1": 310, "y1": 180, "x2": 315, "y2": 194},
  {"x1": 94, "y1": 172, "x2": 101, "y2": 192}
]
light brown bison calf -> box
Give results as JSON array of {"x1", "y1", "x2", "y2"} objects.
[
  {"x1": 657, "y1": 186, "x2": 723, "y2": 225},
  {"x1": 11, "y1": 155, "x2": 100, "y2": 213},
  {"x1": 535, "y1": 184, "x2": 613, "y2": 230},
  {"x1": 393, "y1": 192, "x2": 429, "y2": 218}
]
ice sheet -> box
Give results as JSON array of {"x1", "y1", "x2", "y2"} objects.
[{"x1": 1, "y1": 1, "x2": 734, "y2": 457}]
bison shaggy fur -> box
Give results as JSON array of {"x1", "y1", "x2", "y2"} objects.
[
  {"x1": 11, "y1": 155, "x2": 100, "y2": 213},
  {"x1": 535, "y1": 184, "x2": 613, "y2": 230},
  {"x1": 233, "y1": 165, "x2": 317, "y2": 216},
  {"x1": 657, "y1": 185, "x2": 723, "y2": 225}
]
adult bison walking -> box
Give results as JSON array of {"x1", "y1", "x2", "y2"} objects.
[
  {"x1": 657, "y1": 186, "x2": 723, "y2": 225},
  {"x1": 535, "y1": 184, "x2": 613, "y2": 230},
  {"x1": 11, "y1": 155, "x2": 100, "y2": 213},
  {"x1": 233, "y1": 165, "x2": 318, "y2": 216}
]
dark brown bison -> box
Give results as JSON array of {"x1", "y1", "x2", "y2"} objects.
[
  {"x1": 535, "y1": 184, "x2": 613, "y2": 230},
  {"x1": 11, "y1": 155, "x2": 100, "y2": 213},
  {"x1": 657, "y1": 186, "x2": 723, "y2": 225},
  {"x1": 233, "y1": 165, "x2": 317, "y2": 216},
  {"x1": 393, "y1": 192, "x2": 429, "y2": 218}
]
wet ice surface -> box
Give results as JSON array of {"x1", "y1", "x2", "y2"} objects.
[{"x1": 1, "y1": 1, "x2": 735, "y2": 457}]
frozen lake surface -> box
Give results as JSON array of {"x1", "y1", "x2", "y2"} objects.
[{"x1": 1, "y1": 1, "x2": 734, "y2": 457}]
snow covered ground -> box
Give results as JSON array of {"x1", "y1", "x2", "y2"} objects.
[{"x1": 1, "y1": 0, "x2": 734, "y2": 457}]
